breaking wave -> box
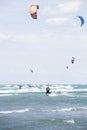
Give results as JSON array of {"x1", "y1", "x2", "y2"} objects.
[
  {"x1": 0, "y1": 108, "x2": 30, "y2": 114},
  {"x1": 0, "y1": 84, "x2": 87, "y2": 97}
]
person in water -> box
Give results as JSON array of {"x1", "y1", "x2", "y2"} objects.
[
  {"x1": 46, "y1": 86, "x2": 51, "y2": 95},
  {"x1": 19, "y1": 85, "x2": 22, "y2": 89}
]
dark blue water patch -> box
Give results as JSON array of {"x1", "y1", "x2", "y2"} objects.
[
  {"x1": 0, "y1": 91, "x2": 87, "y2": 112},
  {"x1": 0, "y1": 113, "x2": 87, "y2": 130},
  {"x1": 0, "y1": 111, "x2": 87, "y2": 130}
]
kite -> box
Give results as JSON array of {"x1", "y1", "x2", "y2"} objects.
[
  {"x1": 30, "y1": 5, "x2": 39, "y2": 19},
  {"x1": 71, "y1": 57, "x2": 75, "y2": 64},
  {"x1": 30, "y1": 69, "x2": 33, "y2": 73},
  {"x1": 66, "y1": 66, "x2": 69, "y2": 69},
  {"x1": 77, "y1": 16, "x2": 84, "y2": 26}
]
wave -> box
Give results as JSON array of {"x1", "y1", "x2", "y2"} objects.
[
  {"x1": 0, "y1": 84, "x2": 87, "y2": 95},
  {"x1": 0, "y1": 108, "x2": 30, "y2": 114},
  {"x1": 63, "y1": 119, "x2": 75, "y2": 124},
  {"x1": 50, "y1": 118, "x2": 75, "y2": 124},
  {"x1": 0, "y1": 94, "x2": 18, "y2": 96},
  {"x1": 59, "y1": 107, "x2": 87, "y2": 112},
  {"x1": 43, "y1": 106, "x2": 87, "y2": 113}
]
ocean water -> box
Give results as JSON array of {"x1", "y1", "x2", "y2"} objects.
[{"x1": 0, "y1": 84, "x2": 87, "y2": 130}]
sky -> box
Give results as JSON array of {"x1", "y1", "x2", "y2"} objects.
[{"x1": 0, "y1": 0, "x2": 87, "y2": 84}]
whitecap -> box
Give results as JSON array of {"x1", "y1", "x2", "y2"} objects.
[
  {"x1": 47, "y1": 93, "x2": 58, "y2": 97},
  {"x1": 43, "y1": 106, "x2": 87, "y2": 113},
  {"x1": 0, "y1": 94, "x2": 18, "y2": 97},
  {"x1": 0, "y1": 94, "x2": 13, "y2": 96},
  {"x1": 59, "y1": 106, "x2": 87, "y2": 112},
  {"x1": 59, "y1": 107, "x2": 73, "y2": 112},
  {"x1": 64, "y1": 119, "x2": 75, "y2": 124},
  {"x1": 0, "y1": 108, "x2": 30, "y2": 114}
]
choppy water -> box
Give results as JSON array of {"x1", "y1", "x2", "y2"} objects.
[{"x1": 0, "y1": 84, "x2": 87, "y2": 130}]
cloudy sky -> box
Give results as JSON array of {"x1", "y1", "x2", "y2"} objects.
[{"x1": 0, "y1": 0, "x2": 87, "y2": 84}]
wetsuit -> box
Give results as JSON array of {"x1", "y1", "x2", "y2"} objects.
[{"x1": 46, "y1": 87, "x2": 51, "y2": 95}]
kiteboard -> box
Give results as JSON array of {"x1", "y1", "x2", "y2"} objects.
[{"x1": 46, "y1": 93, "x2": 57, "y2": 97}]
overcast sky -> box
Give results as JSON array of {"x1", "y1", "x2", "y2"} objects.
[{"x1": 0, "y1": 0, "x2": 87, "y2": 84}]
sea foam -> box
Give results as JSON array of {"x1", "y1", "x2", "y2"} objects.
[{"x1": 0, "y1": 108, "x2": 30, "y2": 114}]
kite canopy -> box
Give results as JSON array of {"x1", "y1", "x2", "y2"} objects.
[
  {"x1": 30, "y1": 5, "x2": 39, "y2": 19},
  {"x1": 71, "y1": 57, "x2": 75, "y2": 64},
  {"x1": 66, "y1": 66, "x2": 69, "y2": 69},
  {"x1": 30, "y1": 69, "x2": 33, "y2": 73},
  {"x1": 77, "y1": 16, "x2": 84, "y2": 26}
]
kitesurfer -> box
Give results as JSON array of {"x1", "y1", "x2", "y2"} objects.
[
  {"x1": 19, "y1": 85, "x2": 22, "y2": 89},
  {"x1": 46, "y1": 86, "x2": 51, "y2": 95}
]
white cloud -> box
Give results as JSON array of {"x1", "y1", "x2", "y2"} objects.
[
  {"x1": 43, "y1": 0, "x2": 82, "y2": 17},
  {"x1": 58, "y1": 0, "x2": 82, "y2": 14},
  {"x1": 43, "y1": 0, "x2": 82, "y2": 27},
  {"x1": 0, "y1": 14, "x2": 9, "y2": 17},
  {"x1": 0, "y1": 32, "x2": 55, "y2": 45},
  {"x1": 0, "y1": 32, "x2": 11, "y2": 41},
  {"x1": 12, "y1": 34, "x2": 39, "y2": 43},
  {"x1": 0, "y1": 32, "x2": 40, "y2": 43},
  {"x1": 45, "y1": 17, "x2": 69, "y2": 26}
]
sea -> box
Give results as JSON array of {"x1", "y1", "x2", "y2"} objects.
[{"x1": 0, "y1": 84, "x2": 87, "y2": 130}]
